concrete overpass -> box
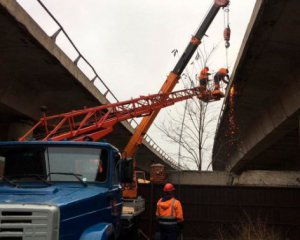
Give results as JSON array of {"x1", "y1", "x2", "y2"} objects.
[
  {"x1": 213, "y1": 0, "x2": 300, "y2": 172},
  {"x1": 0, "y1": 0, "x2": 178, "y2": 172}
]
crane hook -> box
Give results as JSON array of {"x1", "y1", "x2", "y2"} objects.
[{"x1": 224, "y1": 26, "x2": 231, "y2": 48}]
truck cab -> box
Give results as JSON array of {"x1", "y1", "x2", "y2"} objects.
[{"x1": 0, "y1": 141, "x2": 132, "y2": 240}]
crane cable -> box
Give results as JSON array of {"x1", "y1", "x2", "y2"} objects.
[{"x1": 223, "y1": 5, "x2": 231, "y2": 69}]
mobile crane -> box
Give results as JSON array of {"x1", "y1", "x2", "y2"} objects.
[
  {"x1": 0, "y1": 1, "x2": 229, "y2": 239},
  {"x1": 123, "y1": 0, "x2": 229, "y2": 157},
  {"x1": 19, "y1": 86, "x2": 204, "y2": 142},
  {"x1": 123, "y1": 0, "x2": 230, "y2": 197},
  {"x1": 0, "y1": 86, "x2": 211, "y2": 240}
]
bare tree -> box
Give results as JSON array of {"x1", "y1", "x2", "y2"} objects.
[
  {"x1": 156, "y1": 46, "x2": 219, "y2": 170},
  {"x1": 156, "y1": 91, "x2": 217, "y2": 170}
]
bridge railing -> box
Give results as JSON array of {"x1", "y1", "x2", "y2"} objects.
[{"x1": 18, "y1": 0, "x2": 181, "y2": 170}]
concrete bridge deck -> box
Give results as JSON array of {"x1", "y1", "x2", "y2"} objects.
[
  {"x1": 0, "y1": 0, "x2": 177, "y2": 172},
  {"x1": 212, "y1": 0, "x2": 300, "y2": 172}
]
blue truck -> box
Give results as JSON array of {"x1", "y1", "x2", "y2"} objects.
[{"x1": 0, "y1": 141, "x2": 143, "y2": 240}]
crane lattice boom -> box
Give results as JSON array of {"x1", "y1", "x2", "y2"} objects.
[{"x1": 19, "y1": 87, "x2": 203, "y2": 142}]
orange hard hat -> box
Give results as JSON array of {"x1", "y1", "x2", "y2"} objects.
[
  {"x1": 163, "y1": 183, "x2": 175, "y2": 192},
  {"x1": 219, "y1": 68, "x2": 229, "y2": 74}
]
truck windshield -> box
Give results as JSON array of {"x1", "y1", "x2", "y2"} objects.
[{"x1": 0, "y1": 145, "x2": 108, "y2": 183}]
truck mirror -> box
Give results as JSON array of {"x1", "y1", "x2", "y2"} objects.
[{"x1": 119, "y1": 158, "x2": 133, "y2": 183}]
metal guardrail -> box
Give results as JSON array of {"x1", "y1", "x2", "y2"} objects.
[{"x1": 18, "y1": 0, "x2": 180, "y2": 169}]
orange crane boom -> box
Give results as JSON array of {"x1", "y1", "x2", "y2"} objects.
[
  {"x1": 19, "y1": 86, "x2": 202, "y2": 142},
  {"x1": 123, "y1": 0, "x2": 230, "y2": 157}
]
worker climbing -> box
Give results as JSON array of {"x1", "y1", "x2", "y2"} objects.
[
  {"x1": 198, "y1": 66, "x2": 211, "y2": 98},
  {"x1": 156, "y1": 183, "x2": 184, "y2": 240},
  {"x1": 212, "y1": 67, "x2": 230, "y2": 97}
]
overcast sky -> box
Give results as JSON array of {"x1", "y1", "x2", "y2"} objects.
[{"x1": 17, "y1": 0, "x2": 256, "y2": 170}]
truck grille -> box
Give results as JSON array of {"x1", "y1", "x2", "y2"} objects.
[{"x1": 0, "y1": 204, "x2": 59, "y2": 240}]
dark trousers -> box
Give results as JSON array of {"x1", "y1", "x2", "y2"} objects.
[
  {"x1": 199, "y1": 79, "x2": 207, "y2": 86},
  {"x1": 159, "y1": 224, "x2": 179, "y2": 240}
]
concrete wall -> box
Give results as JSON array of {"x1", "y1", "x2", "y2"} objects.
[
  {"x1": 138, "y1": 182, "x2": 300, "y2": 239},
  {"x1": 167, "y1": 170, "x2": 300, "y2": 188}
]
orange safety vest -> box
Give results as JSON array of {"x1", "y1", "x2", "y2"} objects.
[
  {"x1": 156, "y1": 197, "x2": 184, "y2": 224},
  {"x1": 199, "y1": 68, "x2": 209, "y2": 80}
]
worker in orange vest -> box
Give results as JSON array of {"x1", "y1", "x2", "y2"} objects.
[
  {"x1": 198, "y1": 66, "x2": 210, "y2": 94},
  {"x1": 213, "y1": 68, "x2": 229, "y2": 91},
  {"x1": 156, "y1": 183, "x2": 184, "y2": 240}
]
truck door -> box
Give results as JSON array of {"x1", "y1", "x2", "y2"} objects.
[{"x1": 110, "y1": 151, "x2": 122, "y2": 234}]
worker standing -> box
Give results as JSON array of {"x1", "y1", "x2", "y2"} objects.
[
  {"x1": 156, "y1": 183, "x2": 184, "y2": 240},
  {"x1": 213, "y1": 68, "x2": 229, "y2": 91},
  {"x1": 198, "y1": 66, "x2": 210, "y2": 94}
]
